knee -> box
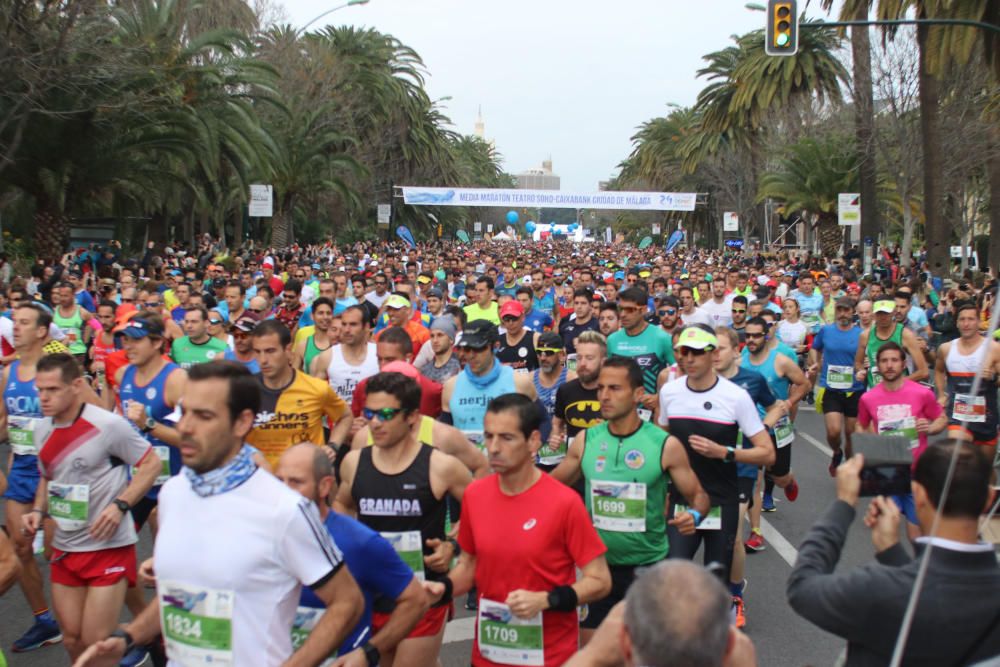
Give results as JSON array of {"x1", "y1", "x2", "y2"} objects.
[
  {"x1": 11, "y1": 533, "x2": 34, "y2": 562},
  {"x1": 826, "y1": 427, "x2": 842, "y2": 444}
]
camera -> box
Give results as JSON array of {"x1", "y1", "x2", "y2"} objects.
[{"x1": 853, "y1": 433, "x2": 913, "y2": 497}]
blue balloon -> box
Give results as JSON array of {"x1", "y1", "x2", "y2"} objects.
[
  {"x1": 525, "y1": 221, "x2": 536, "y2": 233},
  {"x1": 549, "y1": 221, "x2": 556, "y2": 226},
  {"x1": 506, "y1": 211, "x2": 519, "y2": 224},
  {"x1": 569, "y1": 223, "x2": 578, "y2": 231}
]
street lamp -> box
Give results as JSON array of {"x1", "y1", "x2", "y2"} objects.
[
  {"x1": 745, "y1": 2, "x2": 766, "y2": 10},
  {"x1": 297, "y1": 0, "x2": 369, "y2": 36}
]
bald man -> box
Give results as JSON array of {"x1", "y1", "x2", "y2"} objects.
[{"x1": 276, "y1": 444, "x2": 427, "y2": 667}]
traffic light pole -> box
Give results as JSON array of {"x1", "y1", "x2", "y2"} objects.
[{"x1": 802, "y1": 18, "x2": 1000, "y2": 34}]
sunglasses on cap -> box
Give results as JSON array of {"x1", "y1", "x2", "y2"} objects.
[{"x1": 536, "y1": 348, "x2": 562, "y2": 356}]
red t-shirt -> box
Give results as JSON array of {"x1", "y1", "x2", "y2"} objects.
[{"x1": 458, "y1": 473, "x2": 606, "y2": 667}]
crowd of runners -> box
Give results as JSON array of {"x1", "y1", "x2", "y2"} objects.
[{"x1": 0, "y1": 236, "x2": 997, "y2": 667}]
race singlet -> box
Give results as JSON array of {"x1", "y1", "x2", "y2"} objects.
[
  {"x1": 48, "y1": 483, "x2": 89, "y2": 531},
  {"x1": 380, "y1": 530, "x2": 425, "y2": 581},
  {"x1": 159, "y1": 582, "x2": 234, "y2": 666},
  {"x1": 8, "y1": 415, "x2": 40, "y2": 456},
  {"x1": 478, "y1": 598, "x2": 544, "y2": 666},
  {"x1": 826, "y1": 365, "x2": 855, "y2": 390},
  {"x1": 590, "y1": 480, "x2": 647, "y2": 532}
]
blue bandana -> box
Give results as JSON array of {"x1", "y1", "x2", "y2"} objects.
[
  {"x1": 184, "y1": 444, "x2": 258, "y2": 498},
  {"x1": 463, "y1": 356, "x2": 503, "y2": 390}
]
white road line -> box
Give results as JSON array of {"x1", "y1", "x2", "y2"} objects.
[
  {"x1": 444, "y1": 616, "x2": 475, "y2": 643},
  {"x1": 799, "y1": 429, "x2": 835, "y2": 457},
  {"x1": 760, "y1": 517, "x2": 800, "y2": 567}
]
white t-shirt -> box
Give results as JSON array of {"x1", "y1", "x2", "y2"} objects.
[
  {"x1": 365, "y1": 292, "x2": 389, "y2": 309},
  {"x1": 697, "y1": 296, "x2": 735, "y2": 328},
  {"x1": 155, "y1": 468, "x2": 344, "y2": 667}
]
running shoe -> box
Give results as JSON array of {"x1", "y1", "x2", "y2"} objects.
[
  {"x1": 732, "y1": 596, "x2": 747, "y2": 629},
  {"x1": 11, "y1": 617, "x2": 62, "y2": 652},
  {"x1": 784, "y1": 480, "x2": 799, "y2": 502},
  {"x1": 744, "y1": 530, "x2": 766, "y2": 552},
  {"x1": 762, "y1": 492, "x2": 776, "y2": 512},
  {"x1": 829, "y1": 450, "x2": 843, "y2": 477},
  {"x1": 120, "y1": 646, "x2": 150, "y2": 666}
]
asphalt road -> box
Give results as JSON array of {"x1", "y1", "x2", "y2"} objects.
[{"x1": 0, "y1": 408, "x2": 941, "y2": 666}]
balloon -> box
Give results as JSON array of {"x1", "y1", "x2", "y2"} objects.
[
  {"x1": 525, "y1": 221, "x2": 536, "y2": 233},
  {"x1": 569, "y1": 223, "x2": 578, "y2": 231},
  {"x1": 506, "y1": 211, "x2": 519, "y2": 224}
]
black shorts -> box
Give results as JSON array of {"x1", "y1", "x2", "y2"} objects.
[
  {"x1": 770, "y1": 443, "x2": 792, "y2": 477},
  {"x1": 821, "y1": 388, "x2": 862, "y2": 418},
  {"x1": 581, "y1": 563, "x2": 644, "y2": 629},
  {"x1": 131, "y1": 496, "x2": 158, "y2": 530},
  {"x1": 738, "y1": 476, "x2": 756, "y2": 507}
]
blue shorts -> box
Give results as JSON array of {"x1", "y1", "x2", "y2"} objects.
[
  {"x1": 2, "y1": 454, "x2": 40, "y2": 505},
  {"x1": 892, "y1": 493, "x2": 918, "y2": 525}
]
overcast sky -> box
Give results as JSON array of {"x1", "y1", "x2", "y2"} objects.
[{"x1": 283, "y1": 0, "x2": 843, "y2": 191}]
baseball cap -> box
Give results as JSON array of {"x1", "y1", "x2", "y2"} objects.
[
  {"x1": 232, "y1": 312, "x2": 261, "y2": 333},
  {"x1": 312, "y1": 263, "x2": 322, "y2": 270},
  {"x1": 417, "y1": 275, "x2": 432, "y2": 284},
  {"x1": 835, "y1": 296, "x2": 856, "y2": 309},
  {"x1": 639, "y1": 270, "x2": 651, "y2": 278},
  {"x1": 521, "y1": 276, "x2": 532, "y2": 286},
  {"x1": 114, "y1": 317, "x2": 164, "y2": 339},
  {"x1": 212, "y1": 277, "x2": 226, "y2": 288},
  {"x1": 381, "y1": 360, "x2": 421, "y2": 380},
  {"x1": 455, "y1": 319, "x2": 497, "y2": 349},
  {"x1": 499, "y1": 301, "x2": 524, "y2": 319},
  {"x1": 537, "y1": 331, "x2": 564, "y2": 350},
  {"x1": 873, "y1": 300, "x2": 895, "y2": 314},
  {"x1": 262, "y1": 261, "x2": 274, "y2": 269},
  {"x1": 676, "y1": 326, "x2": 718, "y2": 351},
  {"x1": 425, "y1": 287, "x2": 443, "y2": 299},
  {"x1": 385, "y1": 294, "x2": 411, "y2": 310}
]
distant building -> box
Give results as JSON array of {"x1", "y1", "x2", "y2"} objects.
[
  {"x1": 516, "y1": 158, "x2": 560, "y2": 190},
  {"x1": 473, "y1": 106, "x2": 495, "y2": 149}
]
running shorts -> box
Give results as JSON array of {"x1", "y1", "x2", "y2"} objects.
[
  {"x1": 2, "y1": 455, "x2": 40, "y2": 504},
  {"x1": 818, "y1": 388, "x2": 862, "y2": 418},
  {"x1": 50, "y1": 544, "x2": 137, "y2": 587},
  {"x1": 581, "y1": 563, "x2": 645, "y2": 629},
  {"x1": 946, "y1": 424, "x2": 999, "y2": 449},
  {"x1": 738, "y1": 476, "x2": 756, "y2": 507},
  {"x1": 372, "y1": 602, "x2": 451, "y2": 639},
  {"x1": 770, "y1": 442, "x2": 792, "y2": 477}
]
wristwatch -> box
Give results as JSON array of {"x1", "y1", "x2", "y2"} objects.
[
  {"x1": 724, "y1": 446, "x2": 736, "y2": 463},
  {"x1": 113, "y1": 499, "x2": 131, "y2": 514},
  {"x1": 361, "y1": 641, "x2": 380, "y2": 666},
  {"x1": 141, "y1": 415, "x2": 157, "y2": 434},
  {"x1": 108, "y1": 628, "x2": 135, "y2": 655}
]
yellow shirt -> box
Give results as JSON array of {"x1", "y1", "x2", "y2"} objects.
[
  {"x1": 163, "y1": 289, "x2": 179, "y2": 310},
  {"x1": 295, "y1": 325, "x2": 316, "y2": 345},
  {"x1": 463, "y1": 301, "x2": 500, "y2": 325}
]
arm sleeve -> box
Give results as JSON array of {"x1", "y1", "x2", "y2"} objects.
[
  {"x1": 359, "y1": 532, "x2": 417, "y2": 601},
  {"x1": 923, "y1": 388, "x2": 944, "y2": 420},
  {"x1": 321, "y1": 382, "x2": 349, "y2": 424},
  {"x1": 563, "y1": 491, "x2": 608, "y2": 568},
  {"x1": 857, "y1": 396, "x2": 872, "y2": 429},
  {"x1": 812, "y1": 328, "x2": 825, "y2": 352},
  {"x1": 108, "y1": 415, "x2": 155, "y2": 466},
  {"x1": 786, "y1": 500, "x2": 878, "y2": 640},
  {"x1": 279, "y1": 497, "x2": 345, "y2": 588}
]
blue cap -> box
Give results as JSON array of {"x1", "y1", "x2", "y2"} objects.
[
  {"x1": 114, "y1": 317, "x2": 165, "y2": 339},
  {"x1": 311, "y1": 263, "x2": 321, "y2": 270},
  {"x1": 614, "y1": 270, "x2": 625, "y2": 280}
]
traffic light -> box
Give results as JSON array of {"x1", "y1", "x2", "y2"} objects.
[{"x1": 766, "y1": 0, "x2": 798, "y2": 56}]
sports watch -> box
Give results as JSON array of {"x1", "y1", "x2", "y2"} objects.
[
  {"x1": 141, "y1": 415, "x2": 157, "y2": 433},
  {"x1": 113, "y1": 499, "x2": 131, "y2": 514},
  {"x1": 362, "y1": 641, "x2": 380, "y2": 666}
]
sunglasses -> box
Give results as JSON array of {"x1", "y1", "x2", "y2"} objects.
[
  {"x1": 362, "y1": 407, "x2": 406, "y2": 422},
  {"x1": 144, "y1": 302, "x2": 160, "y2": 309},
  {"x1": 619, "y1": 305, "x2": 643, "y2": 313},
  {"x1": 663, "y1": 308, "x2": 677, "y2": 315},
  {"x1": 374, "y1": 281, "x2": 386, "y2": 286},
  {"x1": 536, "y1": 348, "x2": 562, "y2": 356},
  {"x1": 677, "y1": 347, "x2": 709, "y2": 357},
  {"x1": 732, "y1": 308, "x2": 747, "y2": 313},
  {"x1": 294, "y1": 274, "x2": 306, "y2": 279},
  {"x1": 745, "y1": 332, "x2": 766, "y2": 339},
  {"x1": 248, "y1": 308, "x2": 265, "y2": 313},
  {"x1": 501, "y1": 316, "x2": 520, "y2": 323},
  {"x1": 208, "y1": 318, "x2": 224, "y2": 325}
]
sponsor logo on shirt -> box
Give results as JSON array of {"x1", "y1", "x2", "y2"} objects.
[
  {"x1": 522, "y1": 518, "x2": 537, "y2": 530},
  {"x1": 359, "y1": 497, "x2": 424, "y2": 516}
]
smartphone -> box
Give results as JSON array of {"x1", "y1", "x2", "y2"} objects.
[
  {"x1": 854, "y1": 433, "x2": 913, "y2": 497},
  {"x1": 859, "y1": 463, "x2": 912, "y2": 497}
]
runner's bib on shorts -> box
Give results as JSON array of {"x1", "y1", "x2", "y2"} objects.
[
  {"x1": 159, "y1": 582, "x2": 234, "y2": 666},
  {"x1": 590, "y1": 480, "x2": 647, "y2": 532},
  {"x1": 774, "y1": 416, "x2": 795, "y2": 448},
  {"x1": 290, "y1": 607, "x2": 336, "y2": 666},
  {"x1": 674, "y1": 503, "x2": 722, "y2": 530},
  {"x1": 878, "y1": 416, "x2": 919, "y2": 449},
  {"x1": 48, "y1": 483, "x2": 89, "y2": 531},
  {"x1": 478, "y1": 598, "x2": 544, "y2": 666},
  {"x1": 826, "y1": 365, "x2": 855, "y2": 390},
  {"x1": 8, "y1": 415, "x2": 40, "y2": 456},
  {"x1": 380, "y1": 530, "x2": 425, "y2": 581},
  {"x1": 131, "y1": 445, "x2": 171, "y2": 486},
  {"x1": 953, "y1": 394, "x2": 987, "y2": 423}
]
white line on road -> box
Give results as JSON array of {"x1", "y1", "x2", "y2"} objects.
[
  {"x1": 799, "y1": 429, "x2": 834, "y2": 457},
  {"x1": 444, "y1": 617, "x2": 475, "y2": 643},
  {"x1": 760, "y1": 517, "x2": 800, "y2": 567}
]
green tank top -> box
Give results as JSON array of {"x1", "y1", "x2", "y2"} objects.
[
  {"x1": 580, "y1": 421, "x2": 670, "y2": 566},
  {"x1": 170, "y1": 336, "x2": 228, "y2": 370},
  {"x1": 865, "y1": 323, "x2": 904, "y2": 387},
  {"x1": 303, "y1": 335, "x2": 330, "y2": 376},
  {"x1": 53, "y1": 305, "x2": 85, "y2": 355}
]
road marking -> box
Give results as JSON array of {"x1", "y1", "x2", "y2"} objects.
[
  {"x1": 444, "y1": 616, "x2": 475, "y2": 643},
  {"x1": 759, "y1": 517, "x2": 800, "y2": 567},
  {"x1": 799, "y1": 430, "x2": 834, "y2": 457}
]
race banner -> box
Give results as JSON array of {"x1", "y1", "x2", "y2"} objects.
[{"x1": 402, "y1": 187, "x2": 696, "y2": 212}]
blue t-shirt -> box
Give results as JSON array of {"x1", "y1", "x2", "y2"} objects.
[
  {"x1": 525, "y1": 309, "x2": 553, "y2": 333},
  {"x1": 75, "y1": 290, "x2": 96, "y2": 313},
  {"x1": 728, "y1": 367, "x2": 776, "y2": 479},
  {"x1": 223, "y1": 348, "x2": 260, "y2": 374},
  {"x1": 532, "y1": 289, "x2": 555, "y2": 314},
  {"x1": 299, "y1": 512, "x2": 414, "y2": 654},
  {"x1": 812, "y1": 324, "x2": 864, "y2": 391}
]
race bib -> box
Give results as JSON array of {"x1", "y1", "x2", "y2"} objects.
[
  {"x1": 478, "y1": 598, "x2": 543, "y2": 666},
  {"x1": 802, "y1": 313, "x2": 821, "y2": 331},
  {"x1": 566, "y1": 354, "x2": 578, "y2": 373},
  {"x1": 953, "y1": 394, "x2": 987, "y2": 423},
  {"x1": 159, "y1": 582, "x2": 234, "y2": 666},
  {"x1": 48, "y1": 483, "x2": 89, "y2": 531},
  {"x1": 380, "y1": 530, "x2": 425, "y2": 581},
  {"x1": 674, "y1": 503, "x2": 722, "y2": 531},
  {"x1": 869, "y1": 370, "x2": 883, "y2": 387},
  {"x1": 636, "y1": 408, "x2": 653, "y2": 423},
  {"x1": 774, "y1": 416, "x2": 795, "y2": 448},
  {"x1": 826, "y1": 365, "x2": 855, "y2": 390},
  {"x1": 463, "y1": 430, "x2": 485, "y2": 452},
  {"x1": 290, "y1": 606, "x2": 336, "y2": 666},
  {"x1": 537, "y1": 437, "x2": 568, "y2": 467},
  {"x1": 590, "y1": 481, "x2": 647, "y2": 532},
  {"x1": 878, "y1": 415, "x2": 919, "y2": 450},
  {"x1": 132, "y1": 446, "x2": 172, "y2": 486},
  {"x1": 8, "y1": 415, "x2": 40, "y2": 456}
]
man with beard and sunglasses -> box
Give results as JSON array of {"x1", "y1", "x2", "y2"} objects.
[{"x1": 531, "y1": 332, "x2": 576, "y2": 453}]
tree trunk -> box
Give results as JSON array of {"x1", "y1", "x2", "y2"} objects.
[
  {"x1": 33, "y1": 207, "x2": 69, "y2": 263},
  {"x1": 900, "y1": 192, "x2": 916, "y2": 269},
  {"x1": 988, "y1": 125, "x2": 1000, "y2": 274},
  {"x1": 816, "y1": 214, "x2": 843, "y2": 257},
  {"x1": 917, "y1": 19, "x2": 948, "y2": 276},
  {"x1": 851, "y1": 7, "x2": 879, "y2": 252},
  {"x1": 271, "y1": 208, "x2": 292, "y2": 248}
]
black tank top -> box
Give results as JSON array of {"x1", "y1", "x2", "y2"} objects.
[
  {"x1": 497, "y1": 330, "x2": 538, "y2": 371},
  {"x1": 352, "y1": 443, "x2": 447, "y2": 589}
]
